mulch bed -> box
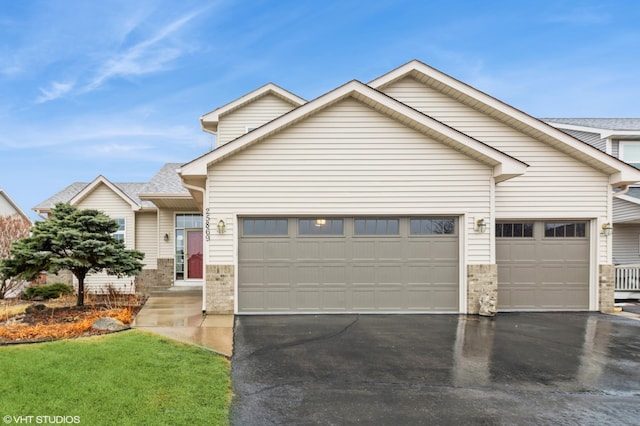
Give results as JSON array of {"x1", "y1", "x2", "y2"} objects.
[{"x1": 0, "y1": 298, "x2": 145, "y2": 344}]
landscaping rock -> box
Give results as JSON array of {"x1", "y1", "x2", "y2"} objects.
[
  {"x1": 92, "y1": 317, "x2": 126, "y2": 331},
  {"x1": 478, "y1": 292, "x2": 497, "y2": 317},
  {"x1": 25, "y1": 303, "x2": 46, "y2": 314}
]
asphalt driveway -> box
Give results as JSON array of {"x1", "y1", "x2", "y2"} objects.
[{"x1": 231, "y1": 313, "x2": 640, "y2": 425}]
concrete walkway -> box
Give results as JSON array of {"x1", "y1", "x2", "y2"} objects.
[{"x1": 132, "y1": 289, "x2": 233, "y2": 357}]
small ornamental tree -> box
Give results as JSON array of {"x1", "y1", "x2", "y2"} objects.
[
  {"x1": 0, "y1": 203, "x2": 144, "y2": 306},
  {"x1": 0, "y1": 213, "x2": 32, "y2": 298}
]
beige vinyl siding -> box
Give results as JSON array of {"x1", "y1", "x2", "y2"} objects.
[
  {"x1": 613, "y1": 223, "x2": 640, "y2": 264},
  {"x1": 135, "y1": 211, "x2": 158, "y2": 269},
  {"x1": 217, "y1": 94, "x2": 300, "y2": 146},
  {"x1": 158, "y1": 209, "x2": 176, "y2": 259},
  {"x1": 73, "y1": 183, "x2": 136, "y2": 293},
  {"x1": 613, "y1": 197, "x2": 640, "y2": 223},
  {"x1": 207, "y1": 97, "x2": 493, "y2": 264},
  {"x1": 383, "y1": 77, "x2": 610, "y2": 263}
]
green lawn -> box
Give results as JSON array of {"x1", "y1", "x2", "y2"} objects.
[{"x1": 0, "y1": 330, "x2": 231, "y2": 425}]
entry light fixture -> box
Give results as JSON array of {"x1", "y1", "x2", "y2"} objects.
[
  {"x1": 475, "y1": 218, "x2": 487, "y2": 233},
  {"x1": 601, "y1": 222, "x2": 613, "y2": 237},
  {"x1": 217, "y1": 219, "x2": 226, "y2": 234},
  {"x1": 163, "y1": 233, "x2": 169, "y2": 242},
  {"x1": 315, "y1": 218, "x2": 327, "y2": 227}
]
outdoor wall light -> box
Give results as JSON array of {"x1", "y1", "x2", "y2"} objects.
[
  {"x1": 475, "y1": 218, "x2": 487, "y2": 233},
  {"x1": 315, "y1": 218, "x2": 327, "y2": 226},
  {"x1": 163, "y1": 233, "x2": 169, "y2": 242},
  {"x1": 601, "y1": 222, "x2": 613, "y2": 237},
  {"x1": 217, "y1": 219, "x2": 226, "y2": 234}
]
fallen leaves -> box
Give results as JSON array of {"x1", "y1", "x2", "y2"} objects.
[{"x1": 0, "y1": 306, "x2": 134, "y2": 342}]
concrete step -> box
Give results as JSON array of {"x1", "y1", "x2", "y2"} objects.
[{"x1": 150, "y1": 286, "x2": 202, "y2": 297}]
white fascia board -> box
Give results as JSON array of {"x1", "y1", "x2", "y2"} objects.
[
  {"x1": 69, "y1": 176, "x2": 141, "y2": 211},
  {"x1": 182, "y1": 80, "x2": 527, "y2": 181},
  {"x1": 609, "y1": 171, "x2": 640, "y2": 187},
  {"x1": 370, "y1": 60, "x2": 640, "y2": 184},
  {"x1": 199, "y1": 83, "x2": 306, "y2": 133}
]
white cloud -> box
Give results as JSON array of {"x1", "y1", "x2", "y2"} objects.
[
  {"x1": 35, "y1": 81, "x2": 75, "y2": 103},
  {"x1": 84, "y1": 11, "x2": 201, "y2": 92}
]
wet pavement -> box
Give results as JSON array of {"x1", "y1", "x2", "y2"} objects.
[
  {"x1": 231, "y1": 313, "x2": 640, "y2": 425},
  {"x1": 132, "y1": 290, "x2": 233, "y2": 357}
]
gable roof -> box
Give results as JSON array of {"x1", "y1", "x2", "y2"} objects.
[
  {"x1": 369, "y1": 60, "x2": 640, "y2": 186},
  {"x1": 69, "y1": 175, "x2": 142, "y2": 211},
  {"x1": 34, "y1": 163, "x2": 196, "y2": 216},
  {"x1": 181, "y1": 80, "x2": 528, "y2": 184},
  {"x1": 33, "y1": 180, "x2": 153, "y2": 216},
  {"x1": 200, "y1": 83, "x2": 307, "y2": 134},
  {"x1": 0, "y1": 188, "x2": 31, "y2": 223}
]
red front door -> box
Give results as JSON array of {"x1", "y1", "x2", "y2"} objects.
[{"x1": 186, "y1": 230, "x2": 203, "y2": 279}]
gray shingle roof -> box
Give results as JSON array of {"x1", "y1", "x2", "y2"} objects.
[
  {"x1": 33, "y1": 163, "x2": 187, "y2": 211},
  {"x1": 33, "y1": 182, "x2": 88, "y2": 210},
  {"x1": 542, "y1": 118, "x2": 640, "y2": 131},
  {"x1": 140, "y1": 163, "x2": 188, "y2": 194}
]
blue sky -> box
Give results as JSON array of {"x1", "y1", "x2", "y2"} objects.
[{"x1": 1, "y1": 0, "x2": 639, "y2": 220}]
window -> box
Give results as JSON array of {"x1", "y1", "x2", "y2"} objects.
[
  {"x1": 112, "y1": 218, "x2": 125, "y2": 241},
  {"x1": 354, "y1": 218, "x2": 399, "y2": 235},
  {"x1": 176, "y1": 214, "x2": 202, "y2": 229},
  {"x1": 619, "y1": 141, "x2": 640, "y2": 168},
  {"x1": 299, "y1": 218, "x2": 344, "y2": 235},
  {"x1": 496, "y1": 222, "x2": 533, "y2": 238},
  {"x1": 243, "y1": 218, "x2": 288, "y2": 236},
  {"x1": 544, "y1": 222, "x2": 586, "y2": 238},
  {"x1": 245, "y1": 126, "x2": 258, "y2": 133},
  {"x1": 410, "y1": 218, "x2": 455, "y2": 235}
]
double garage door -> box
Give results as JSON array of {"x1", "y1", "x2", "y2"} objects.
[
  {"x1": 496, "y1": 221, "x2": 590, "y2": 310},
  {"x1": 238, "y1": 217, "x2": 459, "y2": 313}
]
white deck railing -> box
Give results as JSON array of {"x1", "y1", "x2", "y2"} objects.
[{"x1": 615, "y1": 265, "x2": 640, "y2": 291}]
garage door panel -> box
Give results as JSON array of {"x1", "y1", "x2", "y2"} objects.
[
  {"x1": 497, "y1": 221, "x2": 589, "y2": 311},
  {"x1": 264, "y1": 290, "x2": 291, "y2": 310},
  {"x1": 239, "y1": 217, "x2": 459, "y2": 313},
  {"x1": 352, "y1": 288, "x2": 375, "y2": 310},
  {"x1": 376, "y1": 241, "x2": 403, "y2": 260}
]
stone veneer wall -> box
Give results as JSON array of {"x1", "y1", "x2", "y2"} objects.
[
  {"x1": 598, "y1": 264, "x2": 615, "y2": 313},
  {"x1": 156, "y1": 258, "x2": 174, "y2": 289},
  {"x1": 205, "y1": 264, "x2": 235, "y2": 314},
  {"x1": 134, "y1": 269, "x2": 158, "y2": 296},
  {"x1": 467, "y1": 264, "x2": 498, "y2": 315}
]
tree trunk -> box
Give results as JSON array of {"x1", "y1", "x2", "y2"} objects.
[{"x1": 76, "y1": 274, "x2": 85, "y2": 306}]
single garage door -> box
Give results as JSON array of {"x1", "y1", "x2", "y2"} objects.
[
  {"x1": 238, "y1": 217, "x2": 459, "y2": 313},
  {"x1": 496, "y1": 221, "x2": 590, "y2": 310}
]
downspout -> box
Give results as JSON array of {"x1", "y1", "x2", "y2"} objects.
[{"x1": 180, "y1": 180, "x2": 208, "y2": 314}]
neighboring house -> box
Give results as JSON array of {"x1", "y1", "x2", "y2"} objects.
[
  {"x1": 36, "y1": 60, "x2": 640, "y2": 314},
  {"x1": 0, "y1": 188, "x2": 31, "y2": 223},
  {"x1": 179, "y1": 60, "x2": 640, "y2": 315},
  {"x1": 543, "y1": 119, "x2": 640, "y2": 298},
  {"x1": 33, "y1": 163, "x2": 202, "y2": 294}
]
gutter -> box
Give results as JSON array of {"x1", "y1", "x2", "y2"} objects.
[{"x1": 614, "y1": 185, "x2": 631, "y2": 197}]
